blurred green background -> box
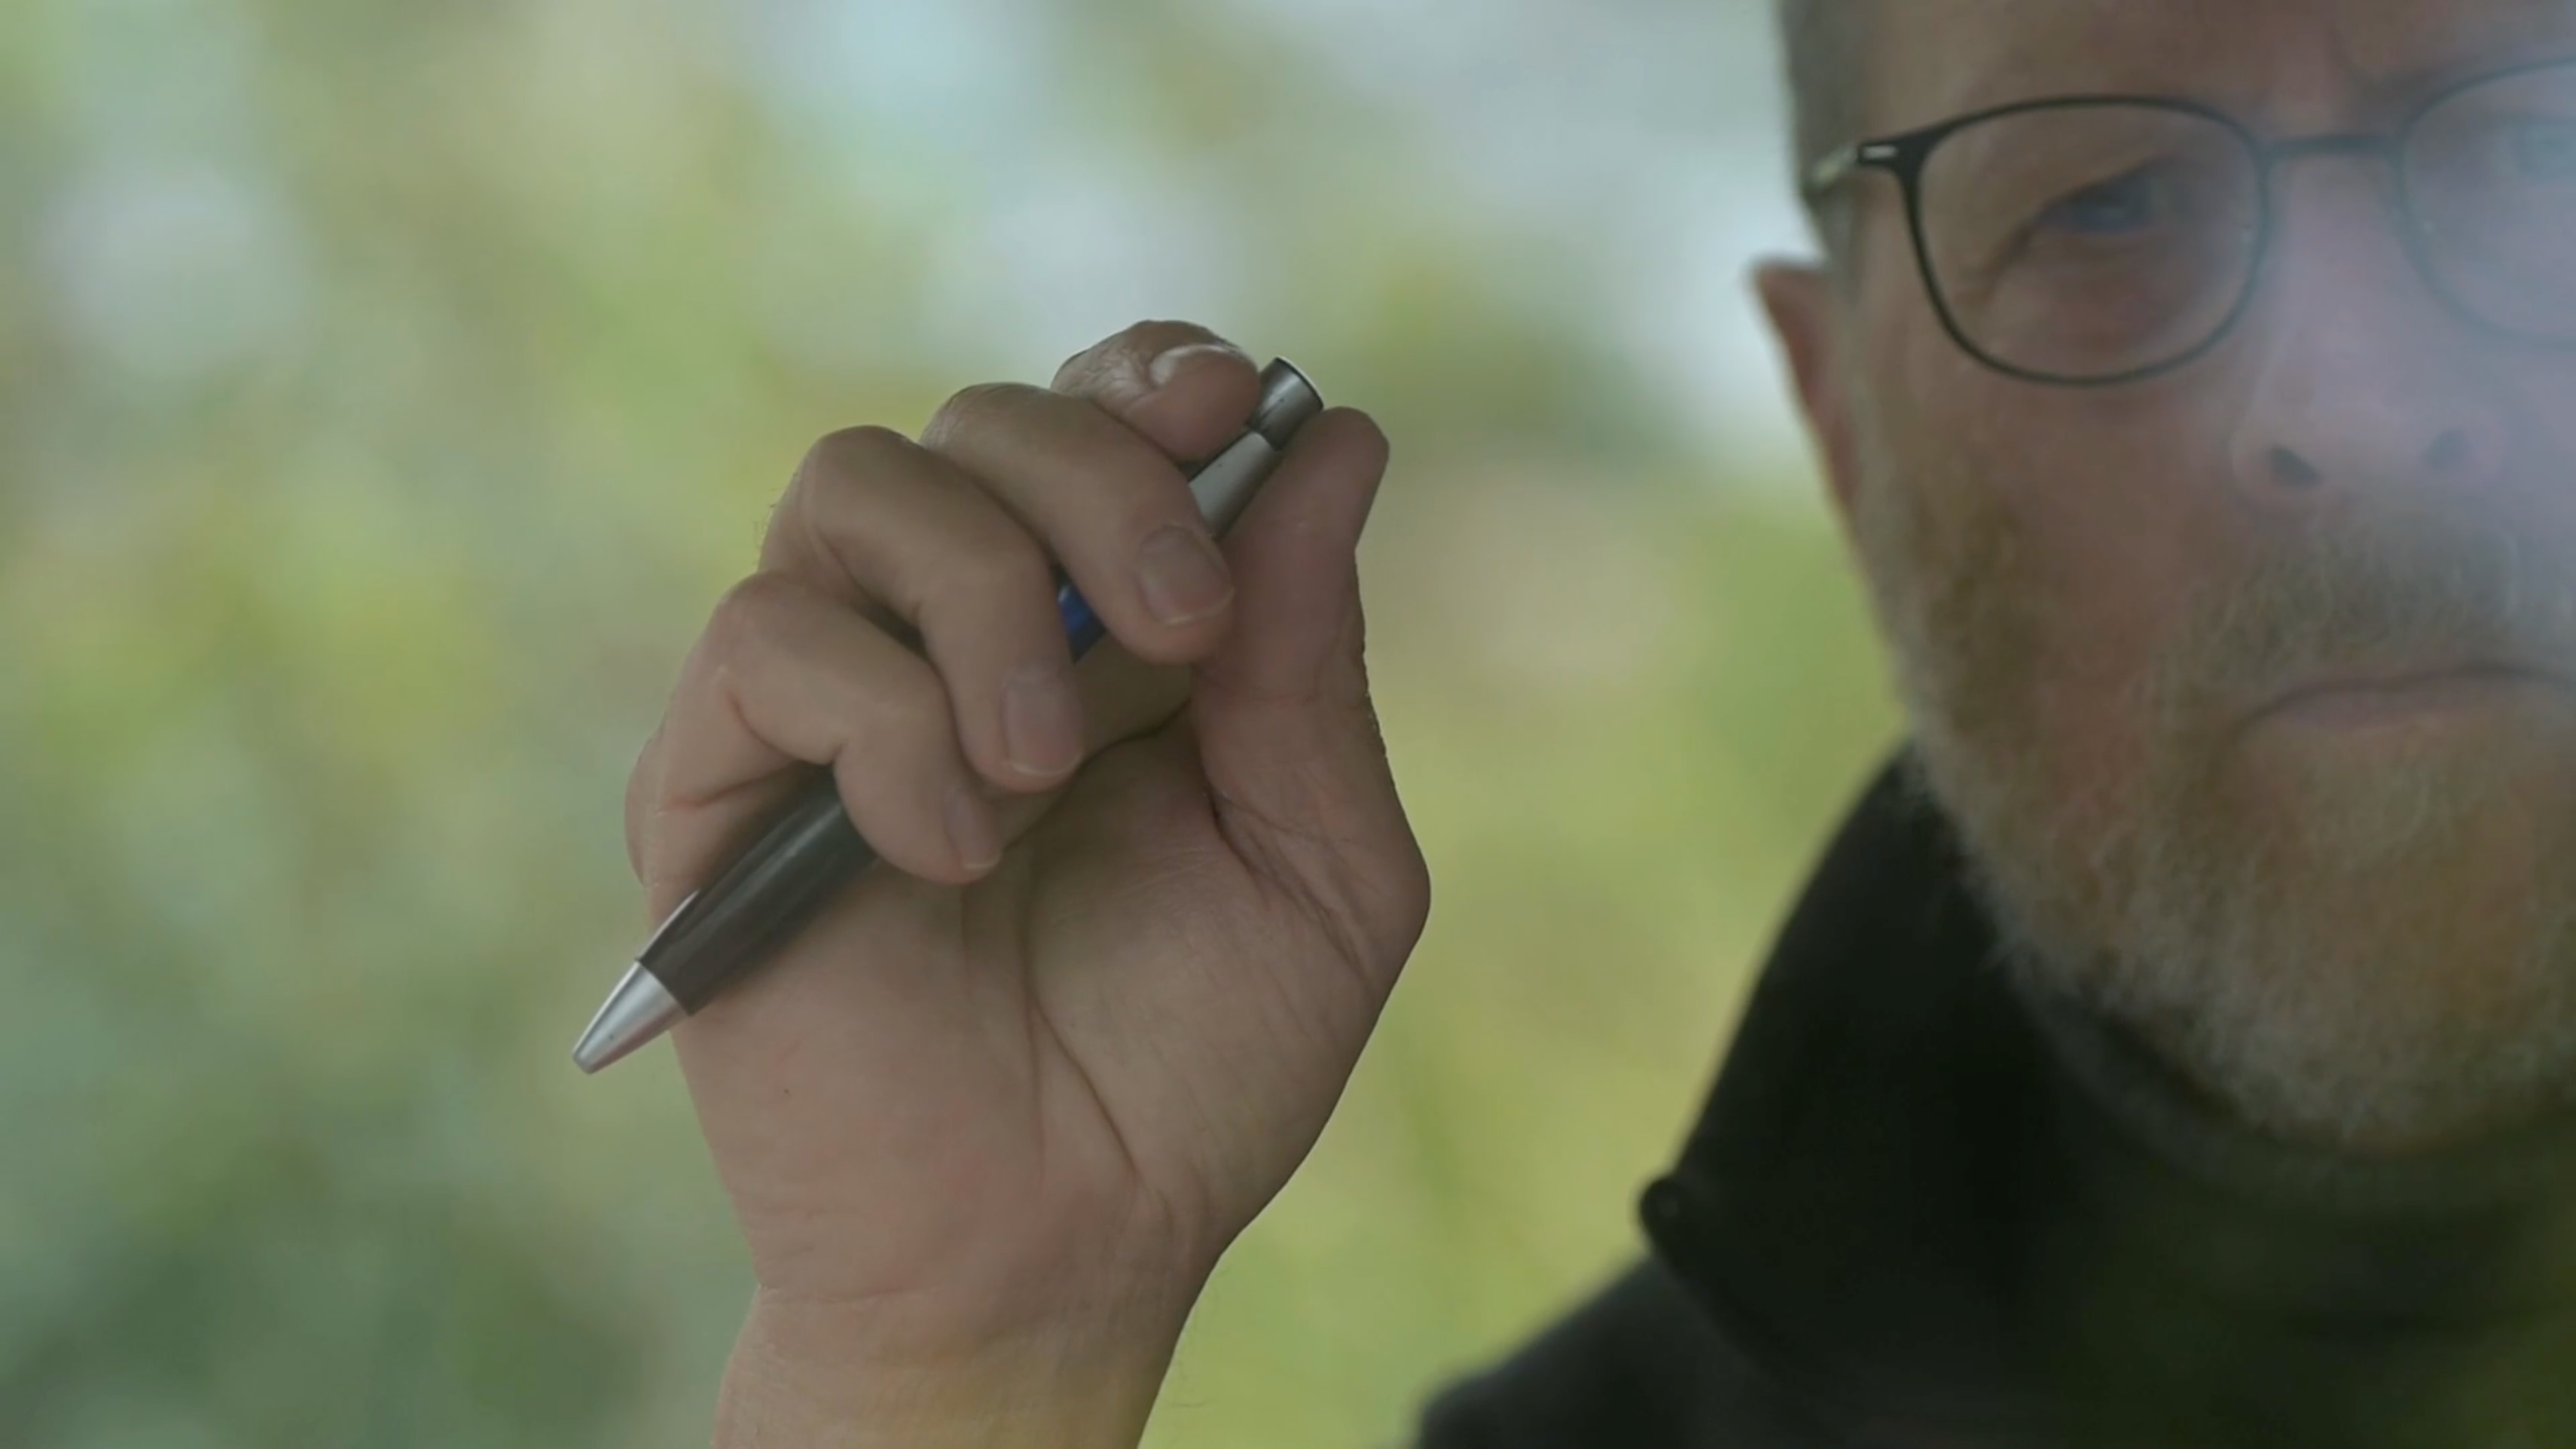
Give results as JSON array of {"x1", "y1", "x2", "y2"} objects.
[{"x1": 0, "y1": 0, "x2": 1902, "y2": 1443}]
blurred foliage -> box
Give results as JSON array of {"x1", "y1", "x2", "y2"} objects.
[{"x1": 0, "y1": 0, "x2": 1897, "y2": 1443}]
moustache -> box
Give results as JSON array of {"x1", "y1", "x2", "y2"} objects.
[{"x1": 2159, "y1": 505, "x2": 2576, "y2": 734}]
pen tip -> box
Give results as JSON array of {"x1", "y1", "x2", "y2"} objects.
[{"x1": 572, "y1": 962, "x2": 686, "y2": 1073}]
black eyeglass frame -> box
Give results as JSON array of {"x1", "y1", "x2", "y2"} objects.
[{"x1": 1802, "y1": 57, "x2": 2576, "y2": 387}]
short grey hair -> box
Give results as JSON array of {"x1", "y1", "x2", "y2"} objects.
[{"x1": 1778, "y1": 0, "x2": 1875, "y2": 251}]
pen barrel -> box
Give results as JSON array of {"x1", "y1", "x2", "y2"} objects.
[{"x1": 639, "y1": 785, "x2": 877, "y2": 1011}]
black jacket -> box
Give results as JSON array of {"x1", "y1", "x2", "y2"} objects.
[
  {"x1": 1418, "y1": 757, "x2": 2050, "y2": 1447},
  {"x1": 1417, "y1": 755, "x2": 2576, "y2": 1448}
]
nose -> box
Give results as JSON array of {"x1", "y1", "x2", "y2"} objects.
[{"x1": 2227, "y1": 160, "x2": 2510, "y2": 518}]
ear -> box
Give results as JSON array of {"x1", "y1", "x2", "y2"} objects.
[{"x1": 1756, "y1": 260, "x2": 1863, "y2": 532}]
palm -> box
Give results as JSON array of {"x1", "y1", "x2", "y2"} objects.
[{"x1": 672, "y1": 690, "x2": 1394, "y2": 1322}]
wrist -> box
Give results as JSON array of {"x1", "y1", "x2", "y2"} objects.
[{"x1": 714, "y1": 1280, "x2": 1197, "y2": 1449}]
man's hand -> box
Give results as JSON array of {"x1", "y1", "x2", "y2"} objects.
[{"x1": 623, "y1": 322, "x2": 1432, "y2": 1446}]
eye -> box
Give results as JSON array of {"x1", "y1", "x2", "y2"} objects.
[
  {"x1": 2513, "y1": 117, "x2": 2576, "y2": 180},
  {"x1": 2037, "y1": 166, "x2": 2172, "y2": 236}
]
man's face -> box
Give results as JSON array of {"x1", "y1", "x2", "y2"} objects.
[{"x1": 1769, "y1": 0, "x2": 2576, "y2": 1150}]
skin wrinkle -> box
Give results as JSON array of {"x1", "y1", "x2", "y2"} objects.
[{"x1": 1797, "y1": 0, "x2": 2576, "y2": 1153}]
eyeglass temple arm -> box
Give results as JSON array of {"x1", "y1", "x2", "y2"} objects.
[{"x1": 1802, "y1": 141, "x2": 1903, "y2": 200}]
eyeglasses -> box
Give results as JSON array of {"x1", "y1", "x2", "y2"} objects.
[{"x1": 1803, "y1": 59, "x2": 2576, "y2": 386}]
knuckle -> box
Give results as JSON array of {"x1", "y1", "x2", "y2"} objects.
[
  {"x1": 1132, "y1": 317, "x2": 1225, "y2": 349},
  {"x1": 1055, "y1": 337, "x2": 1113, "y2": 389},
  {"x1": 789, "y1": 438, "x2": 900, "y2": 538},
  {"x1": 942, "y1": 526, "x2": 1052, "y2": 606},
  {"x1": 921, "y1": 382, "x2": 1035, "y2": 452},
  {"x1": 707, "y1": 571, "x2": 801, "y2": 651},
  {"x1": 1055, "y1": 319, "x2": 1232, "y2": 392},
  {"x1": 780, "y1": 430, "x2": 908, "y2": 559},
  {"x1": 795, "y1": 424, "x2": 909, "y2": 493},
  {"x1": 856, "y1": 656, "x2": 954, "y2": 749}
]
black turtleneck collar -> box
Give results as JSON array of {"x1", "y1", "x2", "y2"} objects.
[{"x1": 1639, "y1": 751, "x2": 2576, "y2": 1448}]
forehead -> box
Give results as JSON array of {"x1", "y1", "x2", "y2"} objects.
[{"x1": 1875, "y1": 0, "x2": 2576, "y2": 127}]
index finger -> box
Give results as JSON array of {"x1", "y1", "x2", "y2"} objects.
[{"x1": 1051, "y1": 320, "x2": 1265, "y2": 465}]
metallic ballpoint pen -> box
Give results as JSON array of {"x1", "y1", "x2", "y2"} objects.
[{"x1": 572, "y1": 358, "x2": 1326, "y2": 1072}]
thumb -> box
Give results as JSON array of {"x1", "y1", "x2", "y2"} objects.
[{"x1": 1190, "y1": 407, "x2": 1428, "y2": 984}]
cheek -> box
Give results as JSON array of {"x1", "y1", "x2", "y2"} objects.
[
  {"x1": 2012, "y1": 489, "x2": 2187, "y2": 814},
  {"x1": 1863, "y1": 260, "x2": 2245, "y2": 803},
  {"x1": 2499, "y1": 364, "x2": 2576, "y2": 513},
  {"x1": 1932, "y1": 378, "x2": 2242, "y2": 805}
]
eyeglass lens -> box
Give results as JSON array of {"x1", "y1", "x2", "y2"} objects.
[{"x1": 1912, "y1": 66, "x2": 2576, "y2": 382}]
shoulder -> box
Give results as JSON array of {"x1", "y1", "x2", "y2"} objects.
[{"x1": 1415, "y1": 1261, "x2": 1842, "y2": 1449}]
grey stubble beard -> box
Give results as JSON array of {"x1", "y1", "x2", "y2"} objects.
[{"x1": 1845, "y1": 411, "x2": 2576, "y2": 1152}]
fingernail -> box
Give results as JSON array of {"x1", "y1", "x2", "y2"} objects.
[
  {"x1": 1002, "y1": 663, "x2": 1085, "y2": 778},
  {"x1": 1137, "y1": 524, "x2": 1234, "y2": 627},
  {"x1": 1147, "y1": 342, "x2": 1247, "y2": 391},
  {"x1": 948, "y1": 784, "x2": 1003, "y2": 874}
]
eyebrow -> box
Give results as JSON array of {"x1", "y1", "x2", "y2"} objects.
[
  {"x1": 2343, "y1": 1, "x2": 2576, "y2": 93},
  {"x1": 2349, "y1": 38, "x2": 2576, "y2": 108}
]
